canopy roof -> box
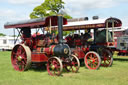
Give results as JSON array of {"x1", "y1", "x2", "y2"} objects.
[
  {"x1": 4, "y1": 16, "x2": 67, "y2": 29},
  {"x1": 50, "y1": 17, "x2": 122, "y2": 31}
]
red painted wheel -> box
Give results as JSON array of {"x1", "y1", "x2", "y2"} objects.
[
  {"x1": 65, "y1": 54, "x2": 80, "y2": 73},
  {"x1": 84, "y1": 51, "x2": 101, "y2": 70},
  {"x1": 101, "y1": 49, "x2": 113, "y2": 67},
  {"x1": 47, "y1": 57, "x2": 63, "y2": 76},
  {"x1": 11, "y1": 44, "x2": 31, "y2": 71}
]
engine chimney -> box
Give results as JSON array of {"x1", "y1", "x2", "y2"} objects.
[{"x1": 58, "y1": 15, "x2": 63, "y2": 43}]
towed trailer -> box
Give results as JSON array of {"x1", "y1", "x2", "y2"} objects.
[
  {"x1": 4, "y1": 15, "x2": 80, "y2": 76},
  {"x1": 51, "y1": 16, "x2": 122, "y2": 69}
]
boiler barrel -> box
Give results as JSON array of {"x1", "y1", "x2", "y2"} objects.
[{"x1": 41, "y1": 44, "x2": 70, "y2": 57}]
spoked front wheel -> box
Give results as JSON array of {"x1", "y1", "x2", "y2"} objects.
[
  {"x1": 101, "y1": 49, "x2": 113, "y2": 67},
  {"x1": 65, "y1": 55, "x2": 80, "y2": 73},
  {"x1": 84, "y1": 51, "x2": 101, "y2": 70},
  {"x1": 47, "y1": 57, "x2": 63, "y2": 76}
]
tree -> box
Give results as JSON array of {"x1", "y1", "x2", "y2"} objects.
[
  {"x1": 0, "y1": 33, "x2": 6, "y2": 36},
  {"x1": 30, "y1": 0, "x2": 72, "y2": 19}
]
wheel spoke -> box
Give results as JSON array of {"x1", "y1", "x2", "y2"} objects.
[
  {"x1": 94, "y1": 57, "x2": 98, "y2": 61},
  {"x1": 92, "y1": 63, "x2": 95, "y2": 68},
  {"x1": 89, "y1": 54, "x2": 93, "y2": 60},
  {"x1": 107, "y1": 59, "x2": 110, "y2": 63},
  {"x1": 90, "y1": 63, "x2": 93, "y2": 68}
]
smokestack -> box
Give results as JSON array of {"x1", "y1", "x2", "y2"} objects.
[{"x1": 57, "y1": 15, "x2": 63, "y2": 43}]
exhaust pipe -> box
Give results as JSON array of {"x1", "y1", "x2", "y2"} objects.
[{"x1": 57, "y1": 15, "x2": 63, "y2": 44}]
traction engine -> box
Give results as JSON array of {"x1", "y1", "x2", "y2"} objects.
[
  {"x1": 4, "y1": 16, "x2": 80, "y2": 76},
  {"x1": 63, "y1": 17, "x2": 122, "y2": 70}
]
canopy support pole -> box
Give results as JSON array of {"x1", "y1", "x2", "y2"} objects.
[
  {"x1": 106, "y1": 21, "x2": 108, "y2": 42},
  {"x1": 49, "y1": 18, "x2": 51, "y2": 34},
  {"x1": 13, "y1": 28, "x2": 15, "y2": 45},
  {"x1": 112, "y1": 20, "x2": 115, "y2": 42}
]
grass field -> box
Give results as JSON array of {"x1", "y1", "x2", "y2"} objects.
[{"x1": 0, "y1": 51, "x2": 128, "y2": 85}]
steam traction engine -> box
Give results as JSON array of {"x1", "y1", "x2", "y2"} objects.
[
  {"x1": 57, "y1": 17, "x2": 122, "y2": 70},
  {"x1": 4, "y1": 16, "x2": 80, "y2": 76}
]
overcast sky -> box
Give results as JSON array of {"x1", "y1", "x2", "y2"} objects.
[{"x1": 0, "y1": 0, "x2": 128, "y2": 35}]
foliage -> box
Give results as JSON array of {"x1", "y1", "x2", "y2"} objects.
[
  {"x1": 51, "y1": 30, "x2": 74, "y2": 36},
  {"x1": 63, "y1": 31, "x2": 75, "y2": 36},
  {"x1": 0, "y1": 51, "x2": 128, "y2": 85},
  {"x1": 30, "y1": 0, "x2": 72, "y2": 19},
  {"x1": 0, "y1": 33, "x2": 6, "y2": 36}
]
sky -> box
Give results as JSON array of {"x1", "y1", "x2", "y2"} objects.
[{"x1": 0, "y1": 0, "x2": 128, "y2": 35}]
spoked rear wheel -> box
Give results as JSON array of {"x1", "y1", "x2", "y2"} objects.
[
  {"x1": 84, "y1": 51, "x2": 101, "y2": 70},
  {"x1": 101, "y1": 49, "x2": 113, "y2": 67},
  {"x1": 11, "y1": 44, "x2": 31, "y2": 71},
  {"x1": 65, "y1": 54, "x2": 80, "y2": 73},
  {"x1": 47, "y1": 57, "x2": 63, "y2": 76}
]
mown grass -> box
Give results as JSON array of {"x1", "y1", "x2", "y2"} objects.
[{"x1": 0, "y1": 51, "x2": 128, "y2": 85}]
